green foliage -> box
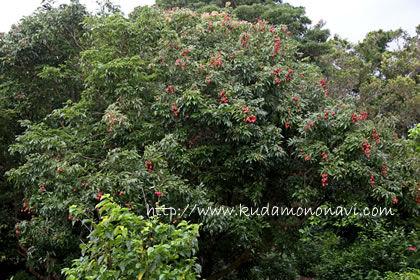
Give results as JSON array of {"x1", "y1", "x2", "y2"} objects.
[
  {"x1": 298, "y1": 221, "x2": 420, "y2": 280},
  {"x1": 235, "y1": 2, "x2": 310, "y2": 34},
  {"x1": 322, "y1": 29, "x2": 420, "y2": 134},
  {"x1": 1, "y1": 1, "x2": 419, "y2": 279},
  {"x1": 156, "y1": 0, "x2": 279, "y2": 10},
  {"x1": 0, "y1": 0, "x2": 87, "y2": 120},
  {"x1": 0, "y1": 1, "x2": 88, "y2": 276},
  {"x1": 157, "y1": 0, "x2": 331, "y2": 60},
  {"x1": 409, "y1": 123, "x2": 420, "y2": 154},
  {"x1": 10, "y1": 271, "x2": 37, "y2": 280},
  {"x1": 381, "y1": 269, "x2": 420, "y2": 280},
  {"x1": 62, "y1": 195, "x2": 201, "y2": 279}
]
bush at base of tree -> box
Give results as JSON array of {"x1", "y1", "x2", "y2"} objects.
[{"x1": 62, "y1": 195, "x2": 201, "y2": 279}]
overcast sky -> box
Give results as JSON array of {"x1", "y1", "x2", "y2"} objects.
[
  {"x1": 284, "y1": 0, "x2": 419, "y2": 42},
  {"x1": 1, "y1": 0, "x2": 419, "y2": 43}
]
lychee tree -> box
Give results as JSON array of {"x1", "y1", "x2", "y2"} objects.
[
  {"x1": 0, "y1": 1, "x2": 88, "y2": 276},
  {"x1": 7, "y1": 5, "x2": 419, "y2": 279}
]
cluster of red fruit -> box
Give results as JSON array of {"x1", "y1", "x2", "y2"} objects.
[
  {"x1": 362, "y1": 140, "x2": 372, "y2": 158},
  {"x1": 270, "y1": 25, "x2": 276, "y2": 34},
  {"x1": 20, "y1": 201, "x2": 34, "y2": 214},
  {"x1": 285, "y1": 69, "x2": 294, "y2": 82},
  {"x1": 74, "y1": 182, "x2": 88, "y2": 192},
  {"x1": 319, "y1": 79, "x2": 328, "y2": 96},
  {"x1": 270, "y1": 67, "x2": 294, "y2": 82},
  {"x1": 96, "y1": 189, "x2": 103, "y2": 200},
  {"x1": 67, "y1": 216, "x2": 80, "y2": 222},
  {"x1": 270, "y1": 67, "x2": 283, "y2": 76},
  {"x1": 40, "y1": 181, "x2": 46, "y2": 191},
  {"x1": 172, "y1": 104, "x2": 179, "y2": 116},
  {"x1": 281, "y1": 26, "x2": 291, "y2": 36},
  {"x1": 208, "y1": 20, "x2": 213, "y2": 31},
  {"x1": 285, "y1": 122, "x2": 290, "y2": 128},
  {"x1": 223, "y1": 15, "x2": 231, "y2": 24},
  {"x1": 166, "y1": 85, "x2": 175, "y2": 95},
  {"x1": 321, "y1": 152, "x2": 328, "y2": 162},
  {"x1": 252, "y1": 19, "x2": 267, "y2": 32},
  {"x1": 393, "y1": 198, "x2": 398, "y2": 204},
  {"x1": 16, "y1": 226, "x2": 22, "y2": 234},
  {"x1": 154, "y1": 191, "x2": 163, "y2": 198},
  {"x1": 219, "y1": 90, "x2": 228, "y2": 104},
  {"x1": 105, "y1": 111, "x2": 121, "y2": 132},
  {"x1": 175, "y1": 58, "x2": 186, "y2": 70},
  {"x1": 241, "y1": 33, "x2": 250, "y2": 46},
  {"x1": 210, "y1": 56, "x2": 222, "y2": 68},
  {"x1": 305, "y1": 122, "x2": 314, "y2": 132},
  {"x1": 273, "y1": 38, "x2": 281, "y2": 52},
  {"x1": 180, "y1": 49, "x2": 190, "y2": 57},
  {"x1": 370, "y1": 174, "x2": 375, "y2": 184},
  {"x1": 322, "y1": 110, "x2": 335, "y2": 120},
  {"x1": 245, "y1": 115, "x2": 257, "y2": 123},
  {"x1": 321, "y1": 173, "x2": 328, "y2": 186},
  {"x1": 145, "y1": 161, "x2": 152, "y2": 173},
  {"x1": 351, "y1": 112, "x2": 368, "y2": 125},
  {"x1": 270, "y1": 68, "x2": 283, "y2": 87},
  {"x1": 372, "y1": 129, "x2": 380, "y2": 144},
  {"x1": 382, "y1": 164, "x2": 387, "y2": 175},
  {"x1": 241, "y1": 107, "x2": 256, "y2": 123}
]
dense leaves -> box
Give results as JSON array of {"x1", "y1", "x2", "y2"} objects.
[
  {"x1": 63, "y1": 196, "x2": 200, "y2": 279},
  {"x1": 0, "y1": 1, "x2": 88, "y2": 276},
  {"x1": 1, "y1": 1, "x2": 419, "y2": 280},
  {"x1": 322, "y1": 28, "x2": 420, "y2": 134},
  {"x1": 157, "y1": 0, "x2": 332, "y2": 60}
]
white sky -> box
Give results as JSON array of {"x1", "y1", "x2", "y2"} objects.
[
  {"x1": 0, "y1": 0, "x2": 154, "y2": 33},
  {"x1": 1, "y1": 0, "x2": 419, "y2": 43},
  {"x1": 284, "y1": 0, "x2": 419, "y2": 42}
]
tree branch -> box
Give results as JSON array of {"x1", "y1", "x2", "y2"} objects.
[
  {"x1": 269, "y1": 202, "x2": 323, "y2": 229},
  {"x1": 28, "y1": 266, "x2": 48, "y2": 280},
  {"x1": 205, "y1": 248, "x2": 250, "y2": 280},
  {"x1": 269, "y1": 213, "x2": 311, "y2": 229},
  {"x1": 65, "y1": 26, "x2": 84, "y2": 51}
]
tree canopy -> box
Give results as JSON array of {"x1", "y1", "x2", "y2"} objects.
[
  {"x1": 322, "y1": 28, "x2": 420, "y2": 134},
  {"x1": 0, "y1": 1, "x2": 419, "y2": 280}
]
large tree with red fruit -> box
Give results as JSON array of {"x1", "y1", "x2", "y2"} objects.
[{"x1": 3, "y1": 4, "x2": 420, "y2": 280}]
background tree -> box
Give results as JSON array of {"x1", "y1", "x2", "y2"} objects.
[
  {"x1": 156, "y1": 0, "x2": 332, "y2": 61},
  {"x1": 5, "y1": 5, "x2": 419, "y2": 279},
  {"x1": 0, "y1": 0, "x2": 87, "y2": 277},
  {"x1": 322, "y1": 28, "x2": 420, "y2": 135}
]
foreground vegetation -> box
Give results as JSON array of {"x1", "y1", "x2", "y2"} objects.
[{"x1": 1, "y1": 0, "x2": 419, "y2": 279}]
